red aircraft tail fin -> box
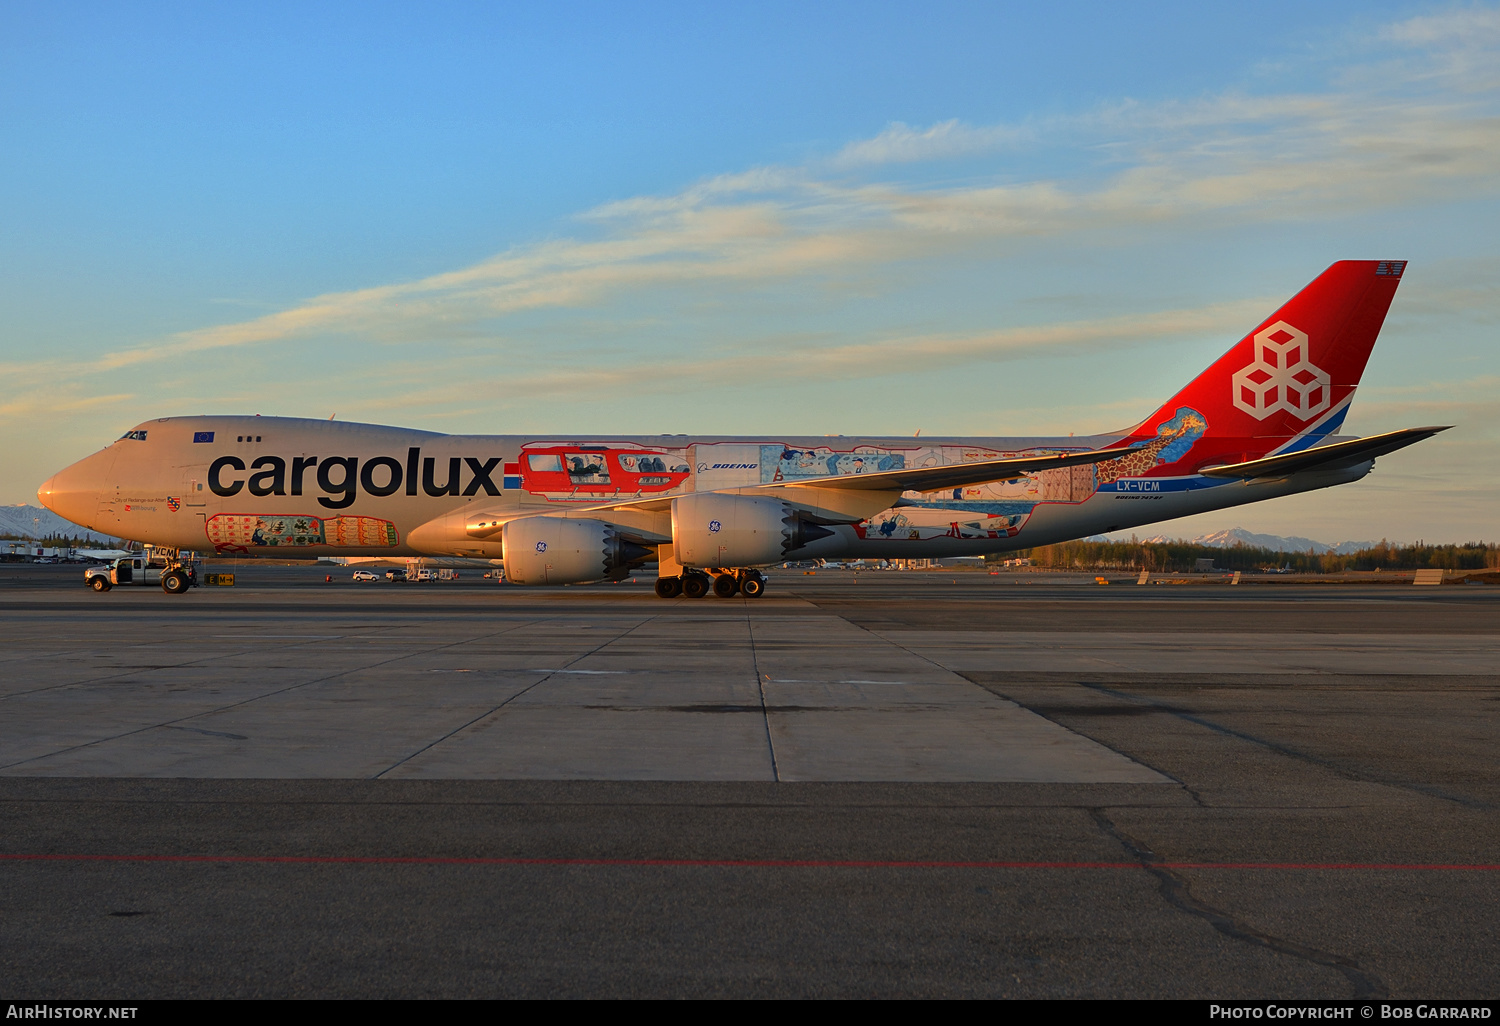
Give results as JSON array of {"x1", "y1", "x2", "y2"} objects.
[{"x1": 1118, "y1": 260, "x2": 1406, "y2": 472}]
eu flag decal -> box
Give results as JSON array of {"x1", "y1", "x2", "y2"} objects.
[{"x1": 193, "y1": 431, "x2": 215, "y2": 443}]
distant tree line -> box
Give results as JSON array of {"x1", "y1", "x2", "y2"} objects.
[
  {"x1": 1004, "y1": 539, "x2": 1500, "y2": 573},
  {"x1": 0, "y1": 532, "x2": 121, "y2": 547}
]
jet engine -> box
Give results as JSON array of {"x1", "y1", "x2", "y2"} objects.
[
  {"x1": 672, "y1": 493, "x2": 834, "y2": 568},
  {"x1": 501, "y1": 516, "x2": 651, "y2": 585}
]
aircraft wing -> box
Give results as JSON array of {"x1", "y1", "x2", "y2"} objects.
[
  {"x1": 771, "y1": 446, "x2": 1134, "y2": 494},
  {"x1": 1200, "y1": 426, "x2": 1449, "y2": 479},
  {"x1": 548, "y1": 445, "x2": 1137, "y2": 520}
]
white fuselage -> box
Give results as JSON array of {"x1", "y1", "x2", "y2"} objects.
[{"x1": 38, "y1": 415, "x2": 1368, "y2": 562}]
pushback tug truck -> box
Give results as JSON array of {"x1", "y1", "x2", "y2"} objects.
[{"x1": 85, "y1": 552, "x2": 200, "y2": 595}]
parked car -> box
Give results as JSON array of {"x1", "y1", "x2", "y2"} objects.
[
  {"x1": 351, "y1": 570, "x2": 379, "y2": 581},
  {"x1": 385, "y1": 569, "x2": 406, "y2": 581}
]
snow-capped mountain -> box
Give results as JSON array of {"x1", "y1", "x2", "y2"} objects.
[
  {"x1": 1137, "y1": 527, "x2": 1374, "y2": 555},
  {"x1": 0, "y1": 504, "x2": 120, "y2": 543}
]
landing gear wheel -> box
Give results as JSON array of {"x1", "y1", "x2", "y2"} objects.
[
  {"x1": 682, "y1": 574, "x2": 711, "y2": 599},
  {"x1": 741, "y1": 574, "x2": 765, "y2": 598},
  {"x1": 161, "y1": 571, "x2": 188, "y2": 595},
  {"x1": 89, "y1": 577, "x2": 110, "y2": 592},
  {"x1": 713, "y1": 573, "x2": 739, "y2": 598},
  {"x1": 654, "y1": 576, "x2": 683, "y2": 598}
]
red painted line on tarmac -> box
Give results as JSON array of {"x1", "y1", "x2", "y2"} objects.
[
  {"x1": 1, "y1": 853, "x2": 1497, "y2": 870},
  {"x1": 1155, "y1": 862, "x2": 1500, "y2": 871}
]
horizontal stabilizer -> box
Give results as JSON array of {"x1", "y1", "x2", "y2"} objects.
[
  {"x1": 779, "y1": 446, "x2": 1137, "y2": 493},
  {"x1": 1199, "y1": 426, "x2": 1449, "y2": 479}
]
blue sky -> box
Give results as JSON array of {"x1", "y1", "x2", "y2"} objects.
[{"x1": 3, "y1": 1, "x2": 1496, "y2": 542}]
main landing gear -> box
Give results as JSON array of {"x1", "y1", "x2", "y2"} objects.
[{"x1": 655, "y1": 569, "x2": 767, "y2": 599}]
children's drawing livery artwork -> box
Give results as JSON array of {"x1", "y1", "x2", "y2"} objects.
[
  {"x1": 854, "y1": 509, "x2": 1032, "y2": 543},
  {"x1": 762, "y1": 446, "x2": 905, "y2": 482},
  {"x1": 1096, "y1": 408, "x2": 1207, "y2": 486},
  {"x1": 517, "y1": 443, "x2": 693, "y2": 500},
  {"x1": 205, "y1": 514, "x2": 398, "y2": 553}
]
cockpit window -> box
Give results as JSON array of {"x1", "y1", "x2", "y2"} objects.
[{"x1": 119, "y1": 430, "x2": 147, "y2": 441}]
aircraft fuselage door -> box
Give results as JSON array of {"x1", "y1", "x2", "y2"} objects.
[{"x1": 185, "y1": 469, "x2": 207, "y2": 507}]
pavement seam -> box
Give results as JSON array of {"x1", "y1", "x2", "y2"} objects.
[
  {"x1": 960, "y1": 675, "x2": 1206, "y2": 808},
  {"x1": 794, "y1": 592, "x2": 1170, "y2": 783},
  {"x1": 794, "y1": 587, "x2": 1004, "y2": 688},
  {"x1": 1088, "y1": 808, "x2": 1389, "y2": 999},
  {"x1": 0, "y1": 620, "x2": 537, "y2": 773},
  {"x1": 1077, "y1": 682, "x2": 1491, "y2": 810},
  {"x1": 0, "y1": 624, "x2": 414, "y2": 703},
  {"x1": 370, "y1": 614, "x2": 664, "y2": 779},
  {"x1": 742, "y1": 608, "x2": 782, "y2": 782}
]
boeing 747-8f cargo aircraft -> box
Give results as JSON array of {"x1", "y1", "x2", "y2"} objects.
[{"x1": 38, "y1": 260, "x2": 1445, "y2": 598}]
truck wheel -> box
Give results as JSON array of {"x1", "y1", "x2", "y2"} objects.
[
  {"x1": 682, "y1": 574, "x2": 710, "y2": 599},
  {"x1": 89, "y1": 577, "x2": 110, "y2": 593},
  {"x1": 741, "y1": 575, "x2": 765, "y2": 598},
  {"x1": 654, "y1": 577, "x2": 682, "y2": 598},
  {"x1": 161, "y1": 572, "x2": 188, "y2": 595},
  {"x1": 712, "y1": 573, "x2": 739, "y2": 598}
]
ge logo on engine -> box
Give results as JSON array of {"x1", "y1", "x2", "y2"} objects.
[
  {"x1": 708, "y1": 520, "x2": 722, "y2": 533},
  {"x1": 1231, "y1": 320, "x2": 1331, "y2": 422},
  {"x1": 535, "y1": 541, "x2": 547, "y2": 552}
]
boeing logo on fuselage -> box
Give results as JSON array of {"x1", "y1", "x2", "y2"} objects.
[
  {"x1": 710, "y1": 464, "x2": 757, "y2": 469},
  {"x1": 208, "y1": 447, "x2": 503, "y2": 509}
]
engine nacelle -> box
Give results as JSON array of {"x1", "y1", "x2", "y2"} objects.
[
  {"x1": 672, "y1": 493, "x2": 834, "y2": 568},
  {"x1": 501, "y1": 516, "x2": 650, "y2": 585}
]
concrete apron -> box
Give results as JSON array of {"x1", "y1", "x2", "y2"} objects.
[{"x1": 1, "y1": 596, "x2": 1164, "y2": 783}]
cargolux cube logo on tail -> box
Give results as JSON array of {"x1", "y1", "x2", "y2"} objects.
[{"x1": 1231, "y1": 321, "x2": 1330, "y2": 421}]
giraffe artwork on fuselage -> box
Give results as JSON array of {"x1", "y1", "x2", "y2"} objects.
[{"x1": 1094, "y1": 407, "x2": 1208, "y2": 485}]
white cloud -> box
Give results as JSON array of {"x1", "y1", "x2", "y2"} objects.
[
  {"x1": 74, "y1": 10, "x2": 1488, "y2": 369},
  {"x1": 342, "y1": 297, "x2": 1271, "y2": 409},
  {"x1": 1382, "y1": 6, "x2": 1500, "y2": 46},
  {"x1": 830, "y1": 119, "x2": 1027, "y2": 167}
]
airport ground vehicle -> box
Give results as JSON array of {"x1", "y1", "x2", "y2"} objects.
[
  {"x1": 352, "y1": 569, "x2": 378, "y2": 581},
  {"x1": 85, "y1": 555, "x2": 199, "y2": 594},
  {"x1": 39, "y1": 261, "x2": 1444, "y2": 599}
]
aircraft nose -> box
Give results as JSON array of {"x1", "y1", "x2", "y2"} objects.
[
  {"x1": 36, "y1": 473, "x2": 62, "y2": 513},
  {"x1": 37, "y1": 452, "x2": 110, "y2": 528}
]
